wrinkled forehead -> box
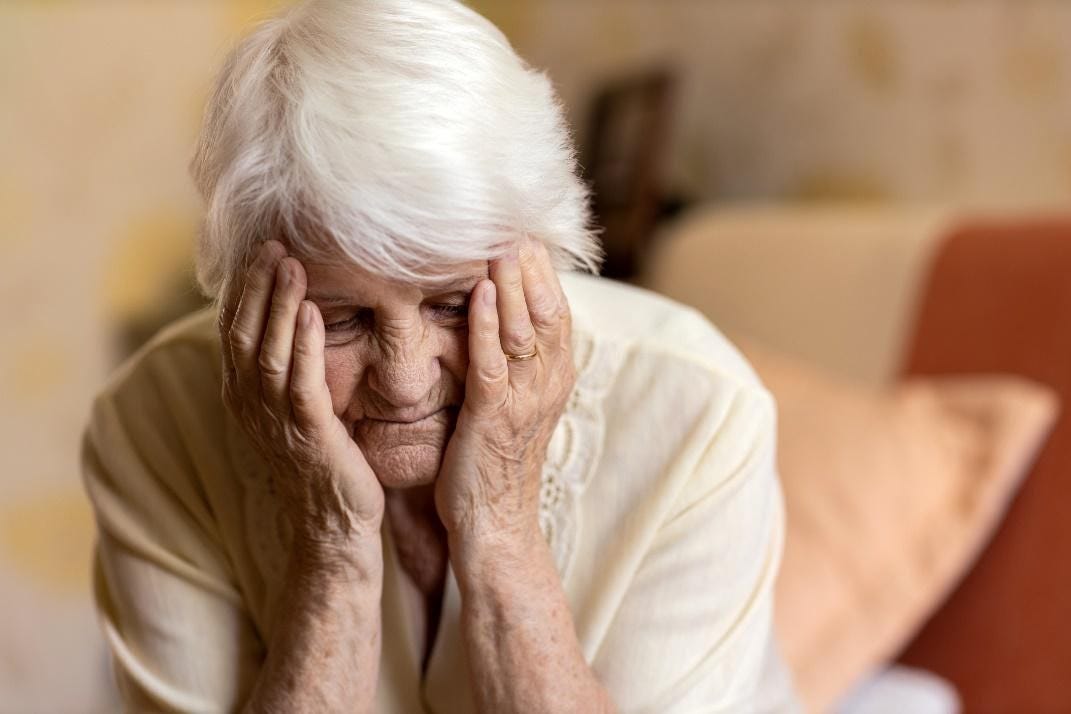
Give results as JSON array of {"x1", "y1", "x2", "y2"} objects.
[
  {"x1": 412, "y1": 262, "x2": 491, "y2": 292},
  {"x1": 301, "y1": 254, "x2": 489, "y2": 304},
  {"x1": 275, "y1": 226, "x2": 492, "y2": 292}
]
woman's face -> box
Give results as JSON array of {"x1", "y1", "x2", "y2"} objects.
[{"x1": 303, "y1": 258, "x2": 489, "y2": 490}]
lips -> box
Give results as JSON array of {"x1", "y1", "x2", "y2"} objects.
[
  {"x1": 371, "y1": 407, "x2": 451, "y2": 424},
  {"x1": 352, "y1": 407, "x2": 458, "y2": 441}
]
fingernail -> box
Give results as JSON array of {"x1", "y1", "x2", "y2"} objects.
[
  {"x1": 483, "y1": 281, "x2": 496, "y2": 306},
  {"x1": 300, "y1": 301, "x2": 312, "y2": 326}
]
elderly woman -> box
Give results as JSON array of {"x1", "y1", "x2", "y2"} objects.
[{"x1": 82, "y1": 1, "x2": 799, "y2": 712}]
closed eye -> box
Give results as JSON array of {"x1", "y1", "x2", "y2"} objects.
[
  {"x1": 324, "y1": 308, "x2": 374, "y2": 333},
  {"x1": 322, "y1": 304, "x2": 466, "y2": 335},
  {"x1": 429, "y1": 303, "x2": 468, "y2": 320}
]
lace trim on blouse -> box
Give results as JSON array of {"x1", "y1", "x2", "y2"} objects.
[{"x1": 537, "y1": 324, "x2": 620, "y2": 578}]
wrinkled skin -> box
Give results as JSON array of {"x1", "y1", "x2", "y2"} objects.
[{"x1": 217, "y1": 236, "x2": 575, "y2": 547}]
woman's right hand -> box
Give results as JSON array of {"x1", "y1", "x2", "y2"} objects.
[{"x1": 219, "y1": 239, "x2": 384, "y2": 568}]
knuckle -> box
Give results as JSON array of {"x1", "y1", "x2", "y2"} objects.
[
  {"x1": 292, "y1": 339, "x2": 315, "y2": 361},
  {"x1": 229, "y1": 324, "x2": 255, "y2": 353},
  {"x1": 257, "y1": 352, "x2": 288, "y2": 378},
  {"x1": 527, "y1": 283, "x2": 554, "y2": 308},
  {"x1": 290, "y1": 382, "x2": 317, "y2": 409},
  {"x1": 504, "y1": 326, "x2": 533, "y2": 347},
  {"x1": 475, "y1": 363, "x2": 508, "y2": 386},
  {"x1": 529, "y1": 297, "x2": 559, "y2": 328},
  {"x1": 287, "y1": 426, "x2": 316, "y2": 454}
]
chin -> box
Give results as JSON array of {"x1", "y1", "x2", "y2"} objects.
[
  {"x1": 351, "y1": 409, "x2": 456, "y2": 489},
  {"x1": 359, "y1": 441, "x2": 445, "y2": 490}
]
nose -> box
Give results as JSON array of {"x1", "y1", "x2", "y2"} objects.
[{"x1": 366, "y1": 317, "x2": 440, "y2": 413}]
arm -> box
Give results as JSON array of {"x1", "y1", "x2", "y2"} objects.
[
  {"x1": 87, "y1": 411, "x2": 384, "y2": 714},
  {"x1": 224, "y1": 241, "x2": 386, "y2": 712},
  {"x1": 443, "y1": 385, "x2": 795, "y2": 714},
  {"x1": 449, "y1": 523, "x2": 615, "y2": 714},
  {"x1": 89, "y1": 490, "x2": 382, "y2": 714},
  {"x1": 86, "y1": 240, "x2": 387, "y2": 712},
  {"x1": 243, "y1": 538, "x2": 382, "y2": 713},
  {"x1": 434, "y1": 238, "x2": 614, "y2": 713}
]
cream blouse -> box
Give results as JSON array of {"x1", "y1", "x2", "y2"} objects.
[{"x1": 82, "y1": 272, "x2": 800, "y2": 713}]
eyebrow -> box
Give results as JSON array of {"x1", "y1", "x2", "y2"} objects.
[
  {"x1": 307, "y1": 274, "x2": 485, "y2": 307},
  {"x1": 306, "y1": 295, "x2": 368, "y2": 307}
]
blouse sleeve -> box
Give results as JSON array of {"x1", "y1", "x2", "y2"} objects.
[
  {"x1": 82, "y1": 358, "x2": 264, "y2": 713},
  {"x1": 591, "y1": 385, "x2": 801, "y2": 714}
]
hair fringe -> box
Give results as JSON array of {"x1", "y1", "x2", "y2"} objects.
[{"x1": 190, "y1": 0, "x2": 603, "y2": 302}]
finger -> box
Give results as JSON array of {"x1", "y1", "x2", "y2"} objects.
[
  {"x1": 217, "y1": 273, "x2": 242, "y2": 409},
  {"x1": 219, "y1": 245, "x2": 266, "y2": 406},
  {"x1": 230, "y1": 240, "x2": 287, "y2": 400},
  {"x1": 538, "y1": 240, "x2": 573, "y2": 353},
  {"x1": 218, "y1": 246, "x2": 262, "y2": 369},
  {"x1": 259, "y1": 257, "x2": 307, "y2": 413},
  {"x1": 518, "y1": 237, "x2": 565, "y2": 353},
  {"x1": 290, "y1": 301, "x2": 335, "y2": 433},
  {"x1": 489, "y1": 244, "x2": 538, "y2": 367},
  {"x1": 530, "y1": 239, "x2": 573, "y2": 352},
  {"x1": 464, "y1": 279, "x2": 509, "y2": 414}
]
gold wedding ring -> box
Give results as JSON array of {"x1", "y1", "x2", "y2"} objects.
[{"x1": 505, "y1": 349, "x2": 538, "y2": 362}]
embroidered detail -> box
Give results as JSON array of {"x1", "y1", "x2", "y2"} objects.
[{"x1": 537, "y1": 323, "x2": 621, "y2": 579}]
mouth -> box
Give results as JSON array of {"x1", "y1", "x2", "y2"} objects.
[
  {"x1": 373, "y1": 409, "x2": 444, "y2": 425},
  {"x1": 350, "y1": 407, "x2": 458, "y2": 450},
  {"x1": 355, "y1": 406, "x2": 459, "y2": 433}
]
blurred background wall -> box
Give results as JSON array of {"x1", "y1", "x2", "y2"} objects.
[
  {"x1": 2, "y1": 1, "x2": 1070, "y2": 710},
  {"x1": 476, "y1": 0, "x2": 1071, "y2": 206}
]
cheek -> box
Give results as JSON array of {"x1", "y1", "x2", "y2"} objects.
[
  {"x1": 323, "y1": 347, "x2": 365, "y2": 416},
  {"x1": 440, "y1": 331, "x2": 470, "y2": 382}
]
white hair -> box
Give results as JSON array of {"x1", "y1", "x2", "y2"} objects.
[{"x1": 190, "y1": 0, "x2": 602, "y2": 299}]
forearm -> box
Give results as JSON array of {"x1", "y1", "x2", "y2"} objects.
[
  {"x1": 243, "y1": 538, "x2": 383, "y2": 714},
  {"x1": 450, "y1": 524, "x2": 616, "y2": 714}
]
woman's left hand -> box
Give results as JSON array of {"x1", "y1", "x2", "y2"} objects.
[{"x1": 435, "y1": 237, "x2": 575, "y2": 542}]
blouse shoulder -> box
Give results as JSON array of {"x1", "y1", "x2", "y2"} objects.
[
  {"x1": 559, "y1": 272, "x2": 767, "y2": 393},
  {"x1": 88, "y1": 307, "x2": 224, "y2": 467},
  {"x1": 84, "y1": 307, "x2": 229, "y2": 563},
  {"x1": 542, "y1": 274, "x2": 778, "y2": 580},
  {"x1": 94, "y1": 307, "x2": 220, "y2": 401}
]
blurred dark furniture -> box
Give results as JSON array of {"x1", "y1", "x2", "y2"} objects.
[{"x1": 582, "y1": 69, "x2": 677, "y2": 280}]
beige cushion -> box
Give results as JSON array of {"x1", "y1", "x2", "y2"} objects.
[
  {"x1": 739, "y1": 339, "x2": 1060, "y2": 712},
  {"x1": 639, "y1": 204, "x2": 954, "y2": 385}
]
